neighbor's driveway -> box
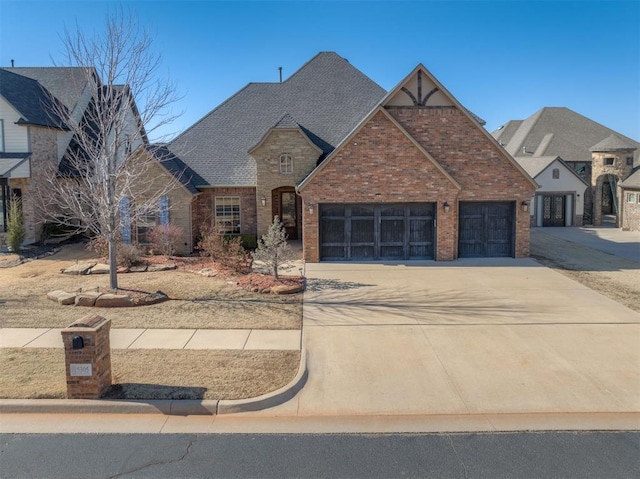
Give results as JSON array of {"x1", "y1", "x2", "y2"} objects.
[
  {"x1": 534, "y1": 226, "x2": 640, "y2": 261},
  {"x1": 255, "y1": 259, "x2": 639, "y2": 417}
]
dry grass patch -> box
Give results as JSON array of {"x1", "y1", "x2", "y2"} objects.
[
  {"x1": 0, "y1": 348, "x2": 300, "y2": 400},
  {"x1": 0, "y1": 244, "x2": 302, "y2": 330}
]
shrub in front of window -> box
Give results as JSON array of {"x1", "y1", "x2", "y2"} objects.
[
  {"x1": 148, "y1": 224, "x2": 184, "y2": 258},
  {"x1": 197, "y1": 224, "x2": 252, "y2": 273}
]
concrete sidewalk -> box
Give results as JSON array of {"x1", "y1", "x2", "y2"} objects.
[
  {"x1": 0, "y1": 328, "x2": 301, "y2": 350},
  {"x1": 533, "y1": 226, "x2": 640, "y2": 261}
]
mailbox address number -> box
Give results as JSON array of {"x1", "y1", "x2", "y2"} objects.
[{"x1": 70, "y1": 363, "x2": 93, "y2": 377}]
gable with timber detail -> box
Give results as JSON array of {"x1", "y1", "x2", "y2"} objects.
[{"x1": 385, "y1": 69, "x2": 453, "y2": 107}]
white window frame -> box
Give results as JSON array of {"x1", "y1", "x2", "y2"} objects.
[
  {"x1": 136, "y1": 211, "x2": 157, "y2": 245},
  {"x1": 279, "y1": 154, "x2": 293, "y2": 175},
  {"x1": 628, "y1": 193, "x2": 636, "y2": 203},
  {"x1": 215, "y1": 196, "x2": 241, "y2": 234}
]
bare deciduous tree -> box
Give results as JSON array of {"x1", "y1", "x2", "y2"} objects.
[{"x1": 34, "y1": 10, "x2": 182, "y2": 290}]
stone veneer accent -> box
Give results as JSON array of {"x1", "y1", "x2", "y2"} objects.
[
  {"x1": 590, "y1": 149, "x2": 636, "y2": 226},
  {"x1": 620, "y1": 187, "x2": 640, "y2": 231},
  {"x1": 251, "y1": 129, "x2": 322, "y2": 237}
]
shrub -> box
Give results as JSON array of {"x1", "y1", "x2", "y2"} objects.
[
  {"x1": 86, "y1": 235, "x2": 110, "y2": 257},
  {"x1": 197, "y1": 224, "x2": 252, "y2": 273},
  {"x1": 197, "y1": 224, "x2": 226, "y2": 261},
  {"x1": 6, "y1": 195, "x2": 25, "y2": 254},
  {"x1": 148, "y1": 224, "x2": 184, "y2": 257},
  {"x1": 252, "y1": 216, "x2": 296, "y2": 280},
  {"x1": 239, "y1": 234, "x2": 258, "y2": 250},
  {"x1": 117, "y1": 243, "x2": 142, "y2": 268}
]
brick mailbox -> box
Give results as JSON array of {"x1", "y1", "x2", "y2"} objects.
[{"x1": 61, "y1": 314, "x2": 112, "y2": 399}]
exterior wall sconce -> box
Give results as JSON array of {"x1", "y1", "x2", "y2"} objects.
[
  {"x1": 307, "y1": 203, "x2": 314, "y2": 214},
  {"x1": 260, "y1": 196, "x2": 266, "y2": 207},
  {"x1": 443, "y1": 201, "x2": 450, "y2": 213},
  {"x1": 521, "y1": 201, "x2": 529, "y2": 212}
]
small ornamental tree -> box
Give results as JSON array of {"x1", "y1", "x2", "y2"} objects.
[
  {"x1": 6, "y1": 195, "x2": 25, "y2": 255},
  {"x1": 252, "y1": 216, "x2": 296, "y2": 280}
]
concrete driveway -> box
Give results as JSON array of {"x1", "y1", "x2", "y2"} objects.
[
  {"x1": 258, "y1": 259, "x2": 639, "y2": 418},
  {"x1": 534, "y1": 226, "x2": 640, "y2": 261}
]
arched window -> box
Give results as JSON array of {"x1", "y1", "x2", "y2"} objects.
[{"x1": 279, "y1": 154, "x2": 293, "y2": 174}]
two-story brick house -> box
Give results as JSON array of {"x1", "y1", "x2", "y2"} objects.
[{"x1": 165, "y1": 52, "x2": 537, "y2": 261}]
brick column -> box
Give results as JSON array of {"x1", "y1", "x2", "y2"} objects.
[{"x1": 61, "y1": 314, "x2": 112, "y2": 399}]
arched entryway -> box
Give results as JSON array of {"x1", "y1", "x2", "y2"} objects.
[
  {"x1": 594, "y1": 174, "x2": 620, "y2": 226},
  {"x1": 272, "y1": 186, "x2": 301, "y2": 240}
]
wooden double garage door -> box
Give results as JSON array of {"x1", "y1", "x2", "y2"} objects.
[
  {"x1": 319, "y1": 201, "x2": 515, "y2": 261},
  {"x1": 320, "y1": 203, "x2": 435, "y2": 260}
]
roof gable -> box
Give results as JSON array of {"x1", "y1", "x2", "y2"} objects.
[
  {"x1": 298, "y1": 106, "x2": 461, "y2": 192},
  {"x1": 516, "y1": 155, "x2": 589, "y2": 186},
  {"x1": 248, "y1": 114, "x2": 323, "y2": 156},
  {"x1": 381, "y1": 65, "x2": 536, "y2": 188}
]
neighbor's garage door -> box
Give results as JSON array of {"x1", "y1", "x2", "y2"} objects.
[
  {"x1": 458, "y1": 202, "x2": 515, "y2": 257},
  {"x1": 320, "y1": 203, "x2": 435, "y2": 261}
]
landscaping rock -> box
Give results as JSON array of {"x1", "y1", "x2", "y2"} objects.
[
  {"x1": 129, "y1": 265, "x2": 148, "y2": 273},
  {"x1": 47, "y1": 290, "x2": 78, "y2": 305},
  {"x1": 117, "y1": 266, "x2": 130, "y2": 273},
  {"x1": 58, "y1": 293, "x2": 77, "y2": 305},
  {"x1": 75, "y1": 292, "x2": 103, "y2": 307},
  {"x1": 146, "y1": 263, "x2": 177, "y2": 272},
  {"x1": 198, "y1": 268, "x2": 218, "y2": 277},
  {"x1": 134, "y1": 291, "x2": 169, "y2": 306},
  {"x1": 61, "y1": 262, "x2": 96, "y2": 275},
  {"x1": 95, "y1": 293, "x2": 135, "y2": 308},
  {"x1": 89, "y1": 263, "x2": 110, "y2": 274},
  {"x1": 271, "y1": 284, "x2": 304, "y2": 295}
]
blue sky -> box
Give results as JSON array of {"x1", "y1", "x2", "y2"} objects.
[{"x1": 1, "y1": 0, "x2": 638, "y2": 141}]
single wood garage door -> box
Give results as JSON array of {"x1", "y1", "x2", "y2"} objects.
[
  {"x1": 458, "y1": 201, "x2": 515, "y2": 257},
  {"x1": 320, "y1": 203, "x2": 435, "y2": 261}
]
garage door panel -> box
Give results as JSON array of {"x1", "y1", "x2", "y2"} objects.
[
  {"x1": 320, "y1": 203, "x2": 434, "y2": 261},
  {"x1": 459, "y1": 202, "x2": 514, "y2": 258}
]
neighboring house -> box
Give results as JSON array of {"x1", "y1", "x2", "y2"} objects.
[
  {"x1": 0, "y1": 67, "x2": 87, "y2": 247},
  {"x1": 492, "y1": 107, "x2": 640, "y2": 226},
  {"x1": 515, "y1": 156, "x2": 589, "y2": 227},
  {"x1": 619, "y1": 167, "x2": 640, "y2": 231},
  {"x1": 165, "y1": 53, "x2": 537, "y2": 261},
  {"x1": 0, "y1": 66, "x2": 189, "y2": 253}
]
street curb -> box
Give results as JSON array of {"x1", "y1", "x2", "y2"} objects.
[
  {"x1": 217, "y1": 349, "x2": 307, "y2": 415},
  {"x1": 0, "y1": 349, "x2": 307, "y2": 416}
]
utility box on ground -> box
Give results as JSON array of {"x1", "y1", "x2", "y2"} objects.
[{"x1": 61, "y1": 314, "x2": 112, "y2": 399}]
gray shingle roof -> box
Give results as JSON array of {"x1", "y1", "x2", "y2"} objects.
[
  {"x1": 3, "y1": 67, "x2": 90, "y2": 112},
  {"x1": 273, "y1": 113, "x2": 299, "y2": 129},
  {"x1": 0, "y1": 68, "x2": 67, "y2": 128},
  {"x1": 149, "y1": 144, "x2": 204, "y2": 195},
  {"x1": 514, "y1": 156, "x2": 558, "y2": 178},
  {"x1": 168, "y1": 52, "x2": 386, "y2": 186},
  {"x1": 589, "y1": 133, "x2": 637, "y2": 152},
  {"x1": 491, "y1": 107, "x2": 640, "y2": 162},
  {"x1": 620, "y1": 167, "x2": 640, "y2": 189}
]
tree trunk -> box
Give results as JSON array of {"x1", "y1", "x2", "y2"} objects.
[{"x1": 108, "y1": 236, "x2": 118, "y2": 290}]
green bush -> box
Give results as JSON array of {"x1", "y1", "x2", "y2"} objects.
[
  {"x1": 6, "y1": 195, "x2": 25, "y2": 254},
  {"x1": 237, "y1": 234, "x2": 257, "y2": 250}
]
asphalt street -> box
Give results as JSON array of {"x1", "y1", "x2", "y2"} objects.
[{"x1": 1, "y1": 431, "x2": 638, "y2": 478}]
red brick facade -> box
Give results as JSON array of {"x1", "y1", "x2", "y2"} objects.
[
  {"x1": 299, "y1": 106, "x2": 536, "y2": 262},
  {"x1": 191, "y1": 187, "x2": 257, "y2": 243}
]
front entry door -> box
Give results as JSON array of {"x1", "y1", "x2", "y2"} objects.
[
  {"x1": 280, "y1": 190, "x2": 298, "y2": 240},
  {"x1": 542, "y1": 195, "x2": 565, "y2": 226}
]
